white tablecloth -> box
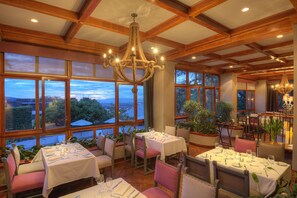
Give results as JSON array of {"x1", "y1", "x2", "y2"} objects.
[
  {"x1": 34, "y1": 143, "x2": 100, "y2": 197},
  {"x1": 196, "y1": 148, "x2": 291, "y2": 197},
  {"x1": 60, "y1": 177, "x2": 146, "y2": 198},
  {"x1": 136, "y1": 131, "x2": 187, "y2": 161}
]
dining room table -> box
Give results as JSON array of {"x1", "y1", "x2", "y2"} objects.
[
  {"x1": 136, "y1": 131, "x2": 187, "y2": 161},
  {"x1": 196, "y1": 147, "x2": 291, "y2": 198},
  {"x1": 60, "y1": 177, "x2": 146, "y2": 198},
  {"x1": 33, "y1": 143, "x2": 100, "y2": 197}
]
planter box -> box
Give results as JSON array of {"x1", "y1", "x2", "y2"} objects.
[{"x1": 190, "y1": 132, "x2": 219, "y2": 148}]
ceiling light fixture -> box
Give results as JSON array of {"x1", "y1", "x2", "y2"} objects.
[
  {"x1": 229, "y1": 65, "x2": 233, "y2": 68},
  {"x1": 103, "y1": 13, "x2": 165, "y2": 93},
  {"x1": 192, "y1": 56, "x2": 196, "y2": 60},
  {"x1": 241, "y1": 7, "x2": 249, "y2": 12},
  {"x1": 271, "y1": 74, "x2": 293, "y2": 94},
  {"x1": 277, "y1": 34, "x2": 283, "y2": 38},
  {"x1": 31, "y1": 18, "x2": 38, "y2": 23}
]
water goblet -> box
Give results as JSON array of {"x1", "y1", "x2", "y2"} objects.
[
  {"x1": 105, "y1": 177, "x2": 113, "y2": 195},
  {"x1": 268, "y1": 155, "x2": 275, "y2": 165}
]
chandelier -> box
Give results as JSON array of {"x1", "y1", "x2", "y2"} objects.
[
  {"x1": 271, "y1": 74, "x2": 293, "y2": 94},
  {"x1": 103, "y1": 13, "x2": 165, "y2": 92},
  {"x1": 283, "y1": 93, "x2": 293, "y2": 114}
]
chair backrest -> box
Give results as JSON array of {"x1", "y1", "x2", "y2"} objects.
[
  {"x1": 176, "y1": 127, "x2": 190, "y2": 142},
  {"x1": 213, "y1": 161, "x2": 249, "y2": 198},
  {"x1": 97, "y1": 135, "x2": 106, "y2": 151},
  {"x1": 135, "y1": 135, "x2": 146, "y2": 151},
  {"x1": 258, "y1": 142, "x2": 285, "y2": 161},
  {"x1": 164, "y1": 125, "x2": 176, "y2": 136},
  {"x1": 184, "y1": 154, "x2": 211, "y2": 183},
  {"x1": 234, "y1": 138, "x2": 256, "y2": 153},
  {"x1": 2, "y1": 153, "x2": 16, "y2": 192},
  {"x1": 104, "y1": 138, "x2": 115, "y2": 158},
  {"x1": 154, "y1": 158, "x2": 182, "y2": 198},
  {"x1": 181, "y1": 173, "x2": 218, "y2": 198},
  {"x1": 11, "y1": 144, "x2": 21, "y2": 169}
]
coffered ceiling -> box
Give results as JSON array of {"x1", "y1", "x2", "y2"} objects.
[{"x1": 0, "y1": 0, "x2": 296, "y2": 81}]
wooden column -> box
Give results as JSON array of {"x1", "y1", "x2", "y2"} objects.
[{"x1": 293, "y1": 24, "x2": 297, "y2": 171}]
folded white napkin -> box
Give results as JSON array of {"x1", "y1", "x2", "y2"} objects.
[{"x1": 113, "y1": 180, "x2": 131, "y2": 196}]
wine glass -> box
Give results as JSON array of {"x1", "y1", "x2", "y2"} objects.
[
  {"x1": 268, "y1": 155, "x2": 275, "y2": 164},
  {"x1": 105, "y1": 177, "x2": 113, "y2": 195}
]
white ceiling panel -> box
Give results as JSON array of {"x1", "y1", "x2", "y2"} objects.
[
  {"x1": 76, "y1": 25, "x2": 128, "y2": 46},
  {"x1": 204, "y1": 60, "x2": 228, "y2": 66},
  {"x1": 271, "y1": 46, "x2": 293, "y2": 54},
  {"x1": 257, "y1": 33, "x2": 293, "y2": 46},
  {"x1": 91, "y1": 0, "x2": 175, "y2": 32},
  {"x1": 35, "y1": 0, "x2": 84, "y2": 12},
  {"x1": 233, "y1": 53, "x2": 266, "y2": 61},
  {"x1": 204, "y1": 0, "x2": 292, "y2": 29},
  {"x1": 158, "y1": 21, "x2": 216, "y2": 44},
  {"x1": 181, "y1": 0, "x2": 203, "y2": 7},
  {"x1": 0, "y1": 4, "x2": 70, "y2": 35},
  {"x1": 251, "y1": 59, "x2": 277, "y2": 65},
  {"x1": 141, "y1": 41, "x2": 173, "y2": 53},
  {"x1": 215, "y1": 45, "x2": 250, "y2": 55},
  {"x1": 185, "y1": 55, "x2": 209, "y2": 62}
]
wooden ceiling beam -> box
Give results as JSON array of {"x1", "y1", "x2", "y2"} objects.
[
  {"x1": 189, "y1": 0, "x2": 227, "y2": 17},
  {"x1": 220, "y1": 49, "x2": 256, "y2": 59},
  {"x1": 250, "y1": 61, "x2": 293, "y2": 71},
  {"x1": 145, "y1": 0, "x2": 189, "y2": 18},
  {"x1": 0, "y1": 24, "x2": 118, "y2": 55},
  {"x1": 145, "y1": 16, "x2": 187, "y2": 39},
  {"x1": 262, "y1": 40, "x2": 293, "y2": 51},
  {"x1": 0, "y1": 0, "x2": 78, "y2": 22},
  {"x1": 166, "y1": 10, "x2": 296, "y2": 60},
  {"x1": 290, "y1": 0, "x2": 297, "y2": 12},
  {"x1": 147, "y1": 36, "x2": 185, "y2": 49},
  {"x1": 64, "y1": 0, "x2": 102, "y2": 42}
]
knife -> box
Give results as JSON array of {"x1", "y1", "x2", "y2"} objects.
[
  {"x1": 128, "y1": 189, "x2": 136, "y2": 198},
  {"x1": 112, "y1": 180, "x2": 123, "y2": 190},
  {"x1": 133, "y1": 192, "x2": 140, "y2": 198}
]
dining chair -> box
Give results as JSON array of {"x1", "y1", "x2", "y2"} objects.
[
  {"x1": 247, "y1": 113, "x2": 259, "y2": 140},
  {"x1": 234, "y1": 137, "x2": 256, "y2": 153},
  {"x1": 96, "y1": 138, "x2": 115, "y2": 178},
  {"x1": 135, "y1": 135, "x2": 160, "y2": 175},
  {"x1": 2, "y1": 153, "x2": 45, "y2": 198},
  {"x1": 10, "y1": 144, "x2": 44, "y2": 175},
  {"x1": 123, "y1": 132, "x2": 134, "y2": 166},
  {"x1": 164, "y1": 125, "x2": 176, "y2": 136},
  {"x1": 91, "y1": 134, "x2": 106, "y2": 156},
  {"x1": 142, "y1": 156, "x2": 182, "y2": 198},
  {"x1": 257, "y1": 142, "x2": 285, "y2": 161},
  {"x1": 183, "y1": 154, "x2": 211, "y2": 183},
  {"x1": 181, "y1": 171, "x2": 219, "y2": 198},
  {"x1": 213, "y1": 161, "x2": 250, "y2": 198},
  {"x1": 176, "y1": 127, "x2": 190, "y2": 154}
]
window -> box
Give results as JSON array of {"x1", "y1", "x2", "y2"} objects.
[
  {"x1": 175, "y1": 70, "x2": 220, "y2": 121},
  {"x1": 237, "y1": 80, "x2": 256, "y2": 114},
  {"x1": 96, "y1": 128, "x2": 114, "y2": 137},
  {"x1": 96, "y1": 64, "x2": 114, "y2": 79},
  {"x1": 5, "y1": 53, "x2": 35, "y2": 73},
  {"x1": 118, "y1": 84, "x2": 134, "y2": 121},
  {"x1": 39, "y1": 57, "x2": 66, "y2": 75},
  {"x1": 70, "y1": 80, "x2": 115, "y2": 126},
  {"x1": 137, "y1": 86, "x2": 144, "y2": 120},
  {"x1": 6, "y1": 137, "x2": 36, "y2": 150},
  {"x1": 73, "y1": 130, "x2": 93, "y2": 140},
  {"x1": 40, "y1": 134, "x2": 65, "y2": 146},
  {"x1": 5, "y1": 79, "x2": 36, "y2": 131},
  {"x1": 72, "y1": 61, "x2": 93, "y2": 77}
]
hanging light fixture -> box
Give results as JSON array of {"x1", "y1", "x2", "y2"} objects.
[
  {"x1": 282, "y1": 93, "x2": 293, "y2": 114},
  {"x1": 271, "y1": 74, "x2": 293, "y2": 94},
  {"x1": 103, "y1": 13, "x2": 165, "y2": 92}
]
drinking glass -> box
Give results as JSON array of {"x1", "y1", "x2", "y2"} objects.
[
  {"x1": 246, "y1": 149, "x2": 252, "y2": 156},
  {"x1": 268, "y1": 155, "x2": 275, "y2": 164},
  {"x1": 251, "y1": 152, "x2": 256, "y2": 161},
  {"x1": 105, "y1": 177, "x2": 113, "y2": 195}
]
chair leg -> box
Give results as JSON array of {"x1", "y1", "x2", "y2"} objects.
[
  {"x1": 144, "y1": 157, "x2": 147, "y2": 174},
  {"x1": 131, "y1": 152, "x2": 134, "y2": 167}
]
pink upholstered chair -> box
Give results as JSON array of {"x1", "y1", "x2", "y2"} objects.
[
  {"x1": 2, "y1": 153, "x2": 45, "y2": 198},
  {"x1": 142, "y1": 157, "x2": 182, "y2": 198},
  {"x1": 123, "y1": 132, "x2": 134, "y2": 166},
  {"x1": 135, "y1": 135, "x2": 160, "y2": 174},
  {"x1": 234, "y1": 138, "x2": 256, "y2": 153}
]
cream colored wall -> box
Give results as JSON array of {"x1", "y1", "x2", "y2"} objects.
[
  {"x1": 220, "y1": 73, "x2": 237, "y2": 119},
  {"x1": 153, "y1": 61, "x2": 175, "y2": 131},
  {"x1": 255, "y1": 80, "x2": 267, "y2": 113},
  {"x1": 293, "y1": 24, "x2": 297, "y2": 171}
]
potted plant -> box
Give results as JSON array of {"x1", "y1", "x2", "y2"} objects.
[
  {"x1": 216, "y1": 101, "x2": 233, "y2": 123},
  {"x1": 179, "y1": 100, "x2": 218, "y2": 147},
  {"x1": 263, "y1": 118, "x2": 283, "y2": 143}
]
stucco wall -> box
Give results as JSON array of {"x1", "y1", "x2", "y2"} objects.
[{"x1": 255, "y1": 80, "x2": 267, "y2": 113}]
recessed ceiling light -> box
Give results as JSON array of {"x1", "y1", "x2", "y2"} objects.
[
  {"x1": 229, "y1": 65, "x2": 233, "y2": 68},
  {"x1": 241, "y1": 7, "x2": 249, "y2": 12},
  {"x1": 277, "y1": 34, "x2": 283, "y2": 38},
  {"x1": 191, "y1": 56, "x2": 196, "y2": 60},
  {"x1": 31, "y1": 18, "x2": 38, "y2": 23}
]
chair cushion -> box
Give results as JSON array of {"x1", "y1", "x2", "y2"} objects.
[
  {"x1": 18, "y1": 161, "x2": 44, "y2": 175},
  {"x1": 96, "y1": 155, "x2": 112, "y2": 169},
  {"x1": 257, "y1": 142, "x2": 284, "y2": 161},
  {"x1": 234, "y1": 138, "x2": 256, "y2": 153},
  {"x1": 12, "y1": 146, "x2": 21, "y2": 167},
  {"x1": 142, "y1": 187, "x2": 172, "y2": 198},
  {"x1": 90, "y1": 149, "x2": 104, "y2": 157},
  {"x1": 165, "y1": 126, "x2": 176, "y2": 136},
  {"x1": 97, "y1": 135, "x2": 106, "y2": 150},
  {"x1": 12, "y1": 171, "x2": 45, "y2": 193},
  {"x1": 104, "y1": 138, "x2": 114, "y2": 157},
  {"x1": 135, "y1": 148, "x2": 160, "y2": 159},
  {"x1": 124, "y1": 145, "x2": 132, "y2": 152}
]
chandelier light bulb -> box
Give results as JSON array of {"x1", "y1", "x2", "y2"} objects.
[
  {"x1": 161, "y1": 56, "x2": 164, "y2": 61},
  {"x1": 115, "y1": 58, "x2": 120, "y2": 63},
  {"x1": 132, "y1": 47, "x2": 135, "y2": 52},
  {"x1": 108, "y1": 49, "x2": 112, "y2": 54},
  {"x1": 103, "y1": 53, "x2": 106, "y2": 58},
  {"x1": 153, "y1": 48, "x2": 158, "y2": 54}
]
